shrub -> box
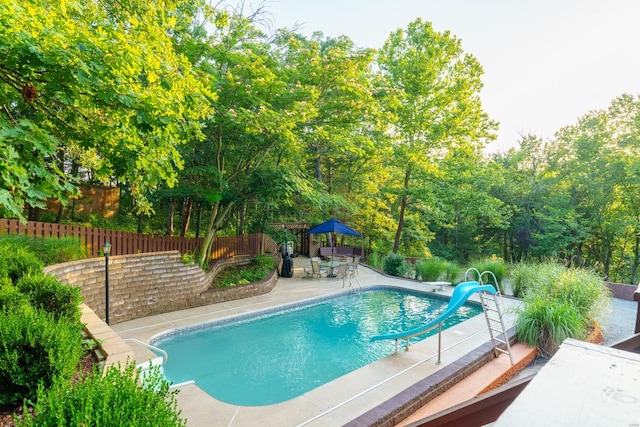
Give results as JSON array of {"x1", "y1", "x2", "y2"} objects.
[
  {"x1": 515, "y1": 297, "x2": 587, "y2": 357},
  {"x1": 0, "y1": 235, "x2": 88, "y2": 266},
  {"x1": 0, "y1": 280, "x2": 27, "y2": 311},
  {"x1": 470, "y1": 258, "x2": 507, "y2": 293},
  {"x1": 17, "y1": 272, "x2": 82, "y2": 323},
  {"x1": 414, "y1": 257, "x2": 448, "y2": 281},
  {"x1": 383, "y1": 252, "x2": 410, "y2": 277},
  {"x1": 252, "y1": 254, "x2": 275, "y2": 269},
  {"x1": 0, "y1": 244, "x2": 44, "y2": 285},
  {"x1": 513, "y1": 261, "x2": 610, "y2": 357},
  {"x1": 366, "y1": 252, "x2": 383, "y2": 269},
  {"x1": 443, "y1": 261, "x2": 461, "y2": 283},
  {"x1": 509, "y1": 260, "x2": 565, "y2": 298},
  {"x1": 18, "y1": 362, "x2": 186, "y2": 427},
  {"x1": 213, "y1": 261, "x2": 273, "y2": 288},
  {"x1": 0, "y1": 305, "x2": 83, "y2": 408}
]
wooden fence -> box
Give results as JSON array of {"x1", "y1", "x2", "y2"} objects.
[{"x1": 0, "y1": 219, "x2": 276, "y2": 260}]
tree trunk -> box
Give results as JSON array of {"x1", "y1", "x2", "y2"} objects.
[
  {"x1": 165, "y1": 201, "x2": 177, "y2": 236},
  {"x1": 393, "y1": 169, "x2": 411, "y2": 253},
  {"x1": 195, "y1": 203, "x2": 202, "y2": 238},
  {"x1": 180, "y1": 198, "x2": 193, "y2": 237},
  {"x1": 631, "y1": 233, "x2": 640, "y2": 284},
  {"x1": 198, "y1": 202, "x2": 235, "y2": 268},
  {"x1": 314, "y1": 145, "x2": 322, "y2": 181}
]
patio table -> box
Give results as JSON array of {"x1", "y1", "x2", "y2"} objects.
[{"x1": 320, "y1": 260, "x2": 349, "y2": 278}]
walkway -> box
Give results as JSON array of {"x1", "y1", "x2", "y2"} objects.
[{"x1": 111, "y1": 258, "x2": 522, "y2": 427}]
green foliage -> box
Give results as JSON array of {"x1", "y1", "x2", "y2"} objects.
[
  {"x1": 443, "y1": 261, "x2": 461, "y2": 284},
  {"x1": 0, "y1": 234, "x2": 88, "y2": 265},
  {"x1": 213, "y1": 262, "x2": 273, "y2": 288},
  {"x1": 513, "y1": 261, "x2": 610, "y2": 356},
  {"x1": 414, "y1": 257, "x2": 448, "y2": 281},
  {"x1": 509, "y1": 260, "x2": 565, "y2": 298},
  {"x1": 0, "y1": 243, "x2": 44, "y2": 284},
  {"x1": 0, "y1": 280, "x2": 27, "y2": 310},
  {"x1": 366, "y1": 252, "x2": 384, "y2": 269},
  {"x1": 18, "y1": 362, "x2": 186, "y2": 427},
  {"x1": 470, "y1": 258, "x2": 507, "y2": 293},
  {"x1": 252, "y1": 254, "x2": 276, "y2": 269},
  {"x1": 16, "y1": 272, "x2": 82, "y2": 323},
  {"x1": 515, "y1": 297, "x2": 586, "y2": 357},
  {"x1": 181, "y1": 252, "x2": 196, "y2": 265},
  {"x1": 383, "y1": 252, "x2": 411, "y2": 277},
  {"x1": 0, "y1": 0, "x2": 210, "y2": 220},
  {"x1": 0, "y1": 305, "x2": 83, "y2": 408}
]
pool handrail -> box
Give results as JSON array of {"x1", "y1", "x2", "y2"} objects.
[
  {"x1": 369, "y1": 281, "x2": 496, "y2": 350},
  {"x1": 124, "y1": 338, "x2": 169, "y2": 366}
]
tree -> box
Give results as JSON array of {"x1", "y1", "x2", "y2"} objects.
[
  {"x1": 0, "y1": 0, "x2": 210, "y2": 220},
  {"x1": 376, "y1": 18, "x2": 496, "y2": 253},
  {"x1": 186, "y1": 9, "x2": 315, "y2": 267}
]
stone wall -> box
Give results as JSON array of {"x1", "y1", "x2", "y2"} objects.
[{"x1": 44, "y1": 251, "x2": 278, "y2": 325}]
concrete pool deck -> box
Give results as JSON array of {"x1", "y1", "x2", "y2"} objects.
[{"x1": 111, "y1": 259, "x2": 522, "y2": 427}]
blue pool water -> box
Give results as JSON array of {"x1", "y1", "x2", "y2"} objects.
[{"x1": 152, "y1": 288, "x2": 481, "y2": 406}]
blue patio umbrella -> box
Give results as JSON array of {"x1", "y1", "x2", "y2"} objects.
[
  {"x1": 307, "y1": 219, "x2": 361, "y2": 261},
  {"x1": 306, "y1": 218, "x2": 361, "y2": 236}
]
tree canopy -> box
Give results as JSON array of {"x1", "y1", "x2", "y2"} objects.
[{"x1": 2, "y1": 1, "x2": 640, "y2": 281}]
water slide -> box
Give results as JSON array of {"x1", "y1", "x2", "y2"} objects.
[{"x1": 370, "y1": 281, "x2": 496, "y2": 343}]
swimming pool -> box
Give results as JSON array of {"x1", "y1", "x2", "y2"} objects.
[{"x1": 151, "y1": 287, "x2": 482, "y2": 406}]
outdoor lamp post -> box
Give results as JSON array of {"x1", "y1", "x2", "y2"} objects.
[{"x1": 103, "y1": 241, "x2": 111, "y2": 325}]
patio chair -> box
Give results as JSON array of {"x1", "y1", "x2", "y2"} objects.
[
  {"x1": 343, "y1": 262, "x2": 361, "y2": 289},
  {"x1": 334, "y1": 263, "x2": 348, "y2": 286},
  {"x1": 305, "y1": 260, "x2": 328, "y2": 281},
  {"x1": 348, "y1": 255, "x2": 360, "y2": 276}
]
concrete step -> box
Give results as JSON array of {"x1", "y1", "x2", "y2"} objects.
[{"x1": 395, "y1": 342, "x2": 537, "y2": 426}]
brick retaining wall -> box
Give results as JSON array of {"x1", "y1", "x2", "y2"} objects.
[{"x1": 44, "y1": 251, "x2": 278, "y2": 325}]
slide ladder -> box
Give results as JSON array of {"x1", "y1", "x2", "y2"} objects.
[{"x1": 467, "y1": 268, "x2": 514, "y2": 365}]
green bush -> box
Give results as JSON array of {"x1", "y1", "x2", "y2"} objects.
[
  {"x1": 383, "y1": 252, "x2": 410, "y2": 277},
  {"x1": 513, "y1": 261, "x2": 610, "y2": 357},
  {"x1": 252, "y1": 254, "x2": 275, "y2": 269},
  {"x1": 214, "y1": 261, "x2": 272, "y2": 288},
  {"x1": 0, "y1": 305, "x2": 83, "y2": 408},
  {"x1": 515, "y1": 297, "x2": 587, "y2": 357},
  {"x1": 18, "y1": 363, "x2": 186, "y2": 427},
  {"x1": 0, "y1": 244, "x2": 44, "y2": 284},
  {"x1": 414, "y1": 257, "x2": 448, "y2": 281},
  {"x1": 443, "y1": 261, "x2": 461, "y2": 283},
  {"x1": 0, "y1": 235, "x2": 88, "y2": 266},
  {"x1": 17, "y1": 272, "x2": 82, "y2": 323},
  {"x1": 0, "y1": 280, "x2": 27, "y2": 311},
  {"x1": 366, "y1": 252, "x2": 383, "y2": 269},
  {"x1": 509, "y1": 260, "x2": 565, "y2": 298},
  {"x1": 470, "y1": 258, "x2": 507, "y2": 293}
]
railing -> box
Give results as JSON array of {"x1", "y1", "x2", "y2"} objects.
[
  {"x1": 124, "y1": 338, "x2": 169, "y2": 366},
  {"x1": 0, "y1": 219, "x2": 278, "y2": 260}
]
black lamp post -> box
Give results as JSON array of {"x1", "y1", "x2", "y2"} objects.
[{"x1": 103, "y1": 241, "x2": 111, "y2": 325}]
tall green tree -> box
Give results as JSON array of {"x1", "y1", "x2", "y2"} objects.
[
  {"x1": 274, "y1": 32, "x2": 382, "y2": 219},
  {"x1": 0, "y1": 0, "x2": 210, "y2": 220},
  {"x1": 376, "y1": 18, "x2": 496, "y2": 253},
  {"x1": 186, "y1": 10, "x2": 314, "y2": 267}
]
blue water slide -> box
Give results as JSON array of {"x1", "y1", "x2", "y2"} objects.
[{"x1": 370, "y1": 281, "x2": 496, "y2": 343}]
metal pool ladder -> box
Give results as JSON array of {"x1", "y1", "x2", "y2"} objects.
[{"x1": 466, "y1": 268, "x2": 514, "y2": 365}]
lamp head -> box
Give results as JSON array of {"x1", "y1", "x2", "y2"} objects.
[{"x1": 103, "y1": 241, "x2": 112, "y2": 256}]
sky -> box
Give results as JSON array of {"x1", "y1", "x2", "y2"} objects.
[{"x1": 254, "y1": 0, "x2": 640, "y2": 152}]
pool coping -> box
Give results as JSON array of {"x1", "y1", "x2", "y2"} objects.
[{"x1": 111, "y1": 262, "x2": 521, "y2": 426}]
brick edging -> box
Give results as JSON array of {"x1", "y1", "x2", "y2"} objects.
[{"x1": 344, "y1": 328, "x2": 518, "y2": 427}]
